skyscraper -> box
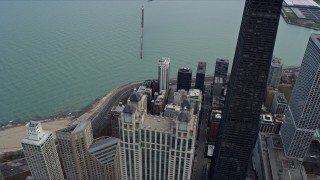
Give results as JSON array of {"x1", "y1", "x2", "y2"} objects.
[
  {"x1": 56, "y1": 120, "x2": 93, "y2": 180},
  {"x1": 195, "y1": 61, "x2": 207, "y2": 92},
  {"x1": 267, "y1": 56, "x2": 283, "y2": 88},
  {"x1": 177, "y1": 67, "x2": 192, "y2": 91},
  {"x1": 119, "y1": 94, "x2": 197, "y2": 180},
  {"x1": 280, "y1": 34, "x2": 320, "y2": 160},
  {"x1": 21, "y1": 121, "x2": 64, "y2": 180},
  {"x1": 158, "y1": 57, "x2": 170, "y2": 91},
  {"x1": 214, "y1": 59, "x2": 229, "y2": 82},
  {"x1": 211, "y1": 0, "x2": 283, "y2": 179}
]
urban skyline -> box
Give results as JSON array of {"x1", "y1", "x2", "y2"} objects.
[{"x1": 2, "y1": 1, "x2": 320, "y2": 180}]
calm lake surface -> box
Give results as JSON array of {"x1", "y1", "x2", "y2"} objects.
[{"x1": 0, "y1": 0, "x2": 316, "y2": 124}]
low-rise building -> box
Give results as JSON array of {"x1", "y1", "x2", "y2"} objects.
[
  {"x1": 260, "y1": 114, "x2": 275, "y2": 134},
  {"x1": 271, "y1": 92, "x2": 287, "y2": 116},
  {"x1": 164, "y1": 104, "x2": 181, "y2": 118},
  {"x1": 152, "y1": 90, "x2": 167, "y2": 115},
  {"x1": 0, "y1": 159, "x2": 31, "y2": 180},
  {"x1": 188, "y1": 89, "x2": 202, "y2": 115},
  {"x1": 173, "y1": 89, "x2": 188, "y2": 106},
  {"x1": 252, "y1": 133, "x2": 307, "y2": 180}
]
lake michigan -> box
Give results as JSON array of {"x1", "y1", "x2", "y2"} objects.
[{"x1": 0, "y1": 0, "x2": 316, "y2": 124}]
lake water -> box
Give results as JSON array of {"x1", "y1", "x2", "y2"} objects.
[{"x1": 0, "y1": 0, "x2": 316, "y2": 124}]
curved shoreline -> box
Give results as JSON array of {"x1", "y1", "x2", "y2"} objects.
[{"x1": 0, "y1": 80, "x2": 143, "y2": 131}]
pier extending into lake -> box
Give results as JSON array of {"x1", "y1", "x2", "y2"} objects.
[{"x1": 140, "y1": 6, "x2": 144, "y2": 59}]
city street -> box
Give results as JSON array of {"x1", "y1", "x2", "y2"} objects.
[{"x1": 192, "y1": 84, "x2": 212, "y2": 180}]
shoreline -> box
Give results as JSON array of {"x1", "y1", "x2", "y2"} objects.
[
  {"x1": 0, "y1": 80, "x2": 142, "y2": 153},
  {"x1": 0, "y1": 94, "x2": 105, "y2": 130}
]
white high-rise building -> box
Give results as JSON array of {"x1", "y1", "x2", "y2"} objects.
[
  {"x1": 267, "y1": 56, "x2": 283, "y2": 88},
  {"x1": 21, "y1": 121, "x2": 64, "y2": 180},
  {"x1": 158, "y1": 57, "x2": 170, "y2": 91},
  {"x1": 280, "y1": 34, "x2": 320, "y2": 159},
  {"x1": 119, "y1": 93, "x2": 198, "y2": 180}
]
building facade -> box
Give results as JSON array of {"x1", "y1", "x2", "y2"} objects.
[
  {"x1": 214, "y1": 58, "x2": 229, "y2": 82},
  {"x1": 270, "y1": 92, "x2": 287, "y2": 116},
  {"x1": 158, "y1": 57, "x2": 170, "y2": 91},
  {"x1": 280, "y1": 34, "x2": 320, "y2": 159},
  {"x1": 88, "y1": 137, "x2": 121, "y2": 180},
  {"x1": 21, "y1": 121, "x2": 64, "y2": 180},
  {"x1": 195, "y1": 61, "x2": 206, "y2": 92},
  {"x1": 267, "y1": 56, "x2": 283, "y2": 87},
  {"x1": 211, "y1": 0, "x2": 283, "y2": 179},
  {"x1": 56, "y1": 120, "x2": 93, "y2": 180},
  {"x1": 252, "y1": 133, "x2": 307, "y2": 180},
  {"x1": 164, "y1": 104, "x2": 181, "y2": 118},
  {"x1": 212, "y1": 77, "x2": 223, "y2": 96},
  {"x1": 177, "y1": 68, "x2": 192, "y2": 91},
  {"x1": 119, "y1": 96, "x2": 197, "y2": 180},
  {"x1": 111, "y1": 102, "x2": 125, "y2": 138}
]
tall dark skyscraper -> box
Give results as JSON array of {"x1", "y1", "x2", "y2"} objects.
[
  {"x1": 195, "y1": 62, "x2": 206, "y2": 92},
  {"x1": 177, "y1": 67, "x2": 192, "y2": 91},
  {"x1": 214, "y1": 59, "x2": 229, "y2": 82},
  {"x1": 211, "y1": 0, "x2": 283, "y2": 179}
]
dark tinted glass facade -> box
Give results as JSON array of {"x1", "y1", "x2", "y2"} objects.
[
  {"x1": 211, "y1": 0, "x2": 283, "y2": 179},
  {"x1": 195, "y1": 62, "x2": 206, "y2": 92},
  {"x1": 177, "y1": 68, "x2": 192, "y2": 91},
  {"x1": 214, "y1": 59, "x2": 229, "y2": 82}
]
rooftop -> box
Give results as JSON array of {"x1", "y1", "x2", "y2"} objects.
[
  {"x1": 57, "y1": 120, "x2": 90, "y2": 134},
  {"x1": 159, "y1": 57, "x2": 170, "y2": 64},
  {"x1": 258, "y1": 133, "x2": 307, "y2": 180},
  {"x1": 89, "y1": 137, "x2": 119, "y2": 152},
  {"x1": 197, "y1": 62, "x2": 206, "y2": 74},
  {"x1": 0, "y1": 159, "x2": 29, "y2": 177},
  {"x1": 178, "y1": 67, "x2": 192, "y2": 73},
  {"x1": 214, "y1": 77, "x2": 223, "y2": 84},
  {"x1": 137, "y1": 86, "x2": 152, "y2": 94},
  {"x1": 216, "y1": 58, "x2": 229, "y2": 64},
  {"x1": 141, "y1": 115, "x2": 173, "y2": 132},
  {"x1": 276, "y1": 93, "x2": 287, "y2": 104},
  {"x1": 165, "y1": 104, "x2": 181, "y2": 111},
  {"x1": 261, "y1": 114, "x2": 274, "y2": 124},
  {"x1": 129, "y1": 92, "x2": 142, "y2": 102},
  {"x1": 188, "y1": 89, "x2": 201, "y2": 98},
  {"x1": 123, "y1": 104, "x2": 136, "y2": 114},
  {"x1": 271, "y1": 57, "x2": 283, "y2": 67},
  {"x1": 111, "y1": 102, "x2": 125, "y2": 113},
  {"x1": 284, "y1": 0, "x2": 320, "y2": 7}
]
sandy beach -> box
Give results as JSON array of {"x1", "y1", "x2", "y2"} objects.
[{"x1": 0, "y1": 118, "x2": 72, "y2": 153}]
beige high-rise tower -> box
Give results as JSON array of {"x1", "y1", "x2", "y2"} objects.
[
  {"x1": 21, "y1": 121, "x2": 64, "y2": 180},
  {"x1": 56, "y1": 120, "x2": 93, "y2": 180}
]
